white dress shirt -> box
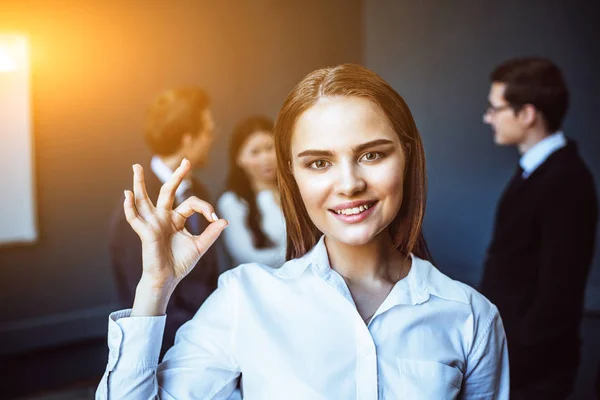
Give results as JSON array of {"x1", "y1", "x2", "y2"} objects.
[
  {"x1": 151, "y1": 156, "x2": 192, "y2": 203},
  {"x1": 519, "y1": 131, "x2": 566, "y2": 179},
  {"x1": 217, "y1": 190, "x2": 286, "y2": 268},
  {"x1": 96, "y1": 236, "x2": 509, "y2": 399}
]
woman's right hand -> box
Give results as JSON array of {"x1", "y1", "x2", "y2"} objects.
[{"x1": 124, "y1": 159, "x2": 228, "y2": 315}]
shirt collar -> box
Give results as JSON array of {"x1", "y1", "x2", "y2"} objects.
[
  {"x1": 275, "y1": 235, "x2": 469, "y2": 306},
  {"x1": 274, "y1": 235, "x2": 328, "y2": 279},
  {"x1": 519, "y1": 131, "x2": 566, "y2": 178},
  {"x1": 150, "y1": 156, "x2": 192, "y2": 199},
  {"x1": 393, "y1": 256, "x2": 469, "y2": 305}
]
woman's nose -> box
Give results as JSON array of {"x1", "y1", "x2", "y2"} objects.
[{"x1": 336, "y1": 163, "x2": 366, "y2": 196}]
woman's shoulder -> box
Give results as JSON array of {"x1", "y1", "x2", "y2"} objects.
[
  {"x1": 256, "y1": 190, "x2": 281, "y2": 209},
  {"x1": 414, "y1": 256, "x2": 498, "y2": 318},
  {"x1": 217, "y1": 191, "x2": 247, "y2": 211},
  {"x1": 217, "y1": 191, "x2": 241, "y2": 204},
  {"x1": 218, "y1": 256, "x2": 304, "y2": 286}
]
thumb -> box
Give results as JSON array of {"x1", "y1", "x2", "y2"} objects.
[{"x1": 194, "y1": 219, "x2": 229, "y2": 255}]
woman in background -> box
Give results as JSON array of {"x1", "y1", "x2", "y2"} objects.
[{"x1": 217, "y1": 116, "x2": 286, "y2": 268}]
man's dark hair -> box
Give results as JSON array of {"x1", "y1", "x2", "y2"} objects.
[
  {"x1": 143, "y1": 87, "x2": 210, "y2": 155},
  {"x1": 491, "y1": 57, "x2": 569, "y2": 133}
]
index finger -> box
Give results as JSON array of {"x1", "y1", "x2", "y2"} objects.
[{"x1": 156, "y1": 158, "x2": 192, "y2": 209}]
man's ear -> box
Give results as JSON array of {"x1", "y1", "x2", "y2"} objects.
[
  {"x1": 181, "y1": 132, "x2": 193, "y2": 146},
  {"x1": 519, "y1": 104, "x2": 538, "y2": 127}
]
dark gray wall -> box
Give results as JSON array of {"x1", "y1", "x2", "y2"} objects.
[
  {"x1": 365, "y1": 0, "x2": 600, "y2": 310},
  {"x1": 0, "y1": 0, "x2": 362, "y2": 354}
]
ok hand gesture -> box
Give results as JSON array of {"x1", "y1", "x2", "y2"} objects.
[{"x1": 124, "y1": 159, "x2": 228, "y2": 314}]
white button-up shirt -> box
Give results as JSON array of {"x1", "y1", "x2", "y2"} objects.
[
  {"x1": 217, "y1": 190, "x2": 286, "y2": 268},
  {"x1": 96, "y1": 237, "x2": 509, "y2": 399},
  {"x1": 151, "y1": 156, "x2": 192, "y2": 203},
  {"x1": 519, "y1": 131, "x2": 566, "y2": 179}
]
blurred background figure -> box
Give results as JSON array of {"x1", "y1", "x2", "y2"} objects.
[
  {"x1": 217, "y1": 116, "x2": 286, "y2": 268},
  {"x1": 479, "y1": 58, "x2": 598, "y2": 400},
  {"x1": 109, "y1": 87, "x2": 220, "y2": 354}
]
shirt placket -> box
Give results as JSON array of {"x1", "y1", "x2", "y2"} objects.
[
  {"x1": 355, "y1": 324, "x2": 378, "y2": 399},
  {"x1": 318, "y1": 267, "x2": 379, "y2": 400}
]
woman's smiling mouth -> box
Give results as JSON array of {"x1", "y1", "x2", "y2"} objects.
[{"x1": 329, "y1": 201, "x2": 377, "y2": 223}]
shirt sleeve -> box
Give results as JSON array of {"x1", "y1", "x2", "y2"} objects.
[
  {"x1": 96, "y1": 272, "x2": 241, "y2": 399},
  {"x1": 217, "y1": 192, "x2": 285, "y2": 268},
  {"x1": 460, "y1": 305, "x2": 510, "y2": 399}
]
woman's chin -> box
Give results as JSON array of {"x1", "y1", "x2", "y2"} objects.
[
  {"x1": 326, "y1": 229, "x2": 379, "y2": 247},
  {"x1": 260, "y1": 170, "x2": 277, "y2": 182}
]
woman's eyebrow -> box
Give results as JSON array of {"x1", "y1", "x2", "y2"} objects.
[
  {"x1": 353, "y1": 139, "x2": 394, "y2": 153},
  {"x1": 296, "y1": 149, "x2": 334, "y2": 158},
  {"x1": 296, "y1": 139, "x2": 395, "y2": 158}
]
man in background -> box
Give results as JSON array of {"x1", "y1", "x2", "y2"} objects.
[
  {"x1": 109, "y1": 87, "x2": 219, "y2": 354},
  {"x1": 480, "y1": 57, "x2": 598, "y2": 399}
]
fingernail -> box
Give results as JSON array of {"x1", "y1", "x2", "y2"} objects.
[
  {"x1": 182, "y1": 158, "x2": 188, "y2": 165},
  {"x1": 211, "y1": 212, "x2": 218, "y2": 221},
  {"x1": 123, "y1": 190, "x2": 128, "y2": 198}
]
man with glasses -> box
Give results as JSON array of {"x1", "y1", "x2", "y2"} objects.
[{"x1": 480, "y1": 58, "x2": 597, "y2": 399}]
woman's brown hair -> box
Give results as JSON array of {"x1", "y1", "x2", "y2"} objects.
[{"x1": 274, "y1": 64, "x2": 432, "y2": 262}]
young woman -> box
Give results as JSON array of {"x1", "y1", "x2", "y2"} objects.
[
  {"x1": 97, "y1": 64, "x2": 509, "y2": 399},
  {"x1": 217, "y1": 116, "x2": 286, "y2": 268}
]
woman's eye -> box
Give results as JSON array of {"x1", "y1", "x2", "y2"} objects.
[
  {"x1": 360, "y1": 151, "x2": 382, "y2": 162},
  {"x1": 309, "y1": 160, "x2": 329, "y2": 169}
]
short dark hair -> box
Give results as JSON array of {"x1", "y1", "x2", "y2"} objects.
[
  {"x1": 143, "y1": 87, "x2": 210, "y2": 155},
  {"x1": 491, "y1": 57, "x2": 569, "y2": 132}
]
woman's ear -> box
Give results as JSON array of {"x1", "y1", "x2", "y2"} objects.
[{"x1": 288, "y1": 160, "x2": 294, "y2": 175}]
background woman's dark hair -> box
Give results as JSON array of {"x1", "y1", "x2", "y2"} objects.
[
  {"x1": 226, "y1": 115, "x2": 275, "y2": 249},
  {"x1": 491, "y1": 57, "x2": 569, "y2": 133}
]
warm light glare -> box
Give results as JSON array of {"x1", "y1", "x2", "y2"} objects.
[
  {"x1": 0, "y1": 49, "x2": 17, "y2": 72},
  {"x1": 0, "y1": 33, "x2": 36, "y2": 245},
  {"x1": 0, "y1": 35, "x2": 27, "y2": 73}
]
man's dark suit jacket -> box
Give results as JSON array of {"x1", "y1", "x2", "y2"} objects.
[
  {"x1": 480, "y1": 140, "x2": 598, "y2": 394},
  {"x1": 109, "y1": 166, "x2": 219, "y2": 352}
]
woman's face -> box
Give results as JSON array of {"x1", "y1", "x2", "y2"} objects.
[
  {"x1": 237, "y1": 130, "x2": 277, "y2": 186},
  {"x1": 290, "y1": 96, "x2": 406, "y2": 247}
]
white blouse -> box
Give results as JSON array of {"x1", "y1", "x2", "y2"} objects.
[
  {"x1": 96, "y1": 237, "x2": 509, "y2": 399},
  {"x1": 217, "y1": 190, "x2": 286, "y2": 268}
]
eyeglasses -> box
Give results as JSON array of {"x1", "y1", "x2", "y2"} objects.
[{"x1": 484, "y1": 103, "x2": 513, "y2": 116}]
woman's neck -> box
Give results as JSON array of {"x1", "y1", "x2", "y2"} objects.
[
  {"x1": 251, "y1": 179, "x2": 278, "y2": 193},
  {"x1": 325, "y1": 233, "x2": 407, "y2": 284}
]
